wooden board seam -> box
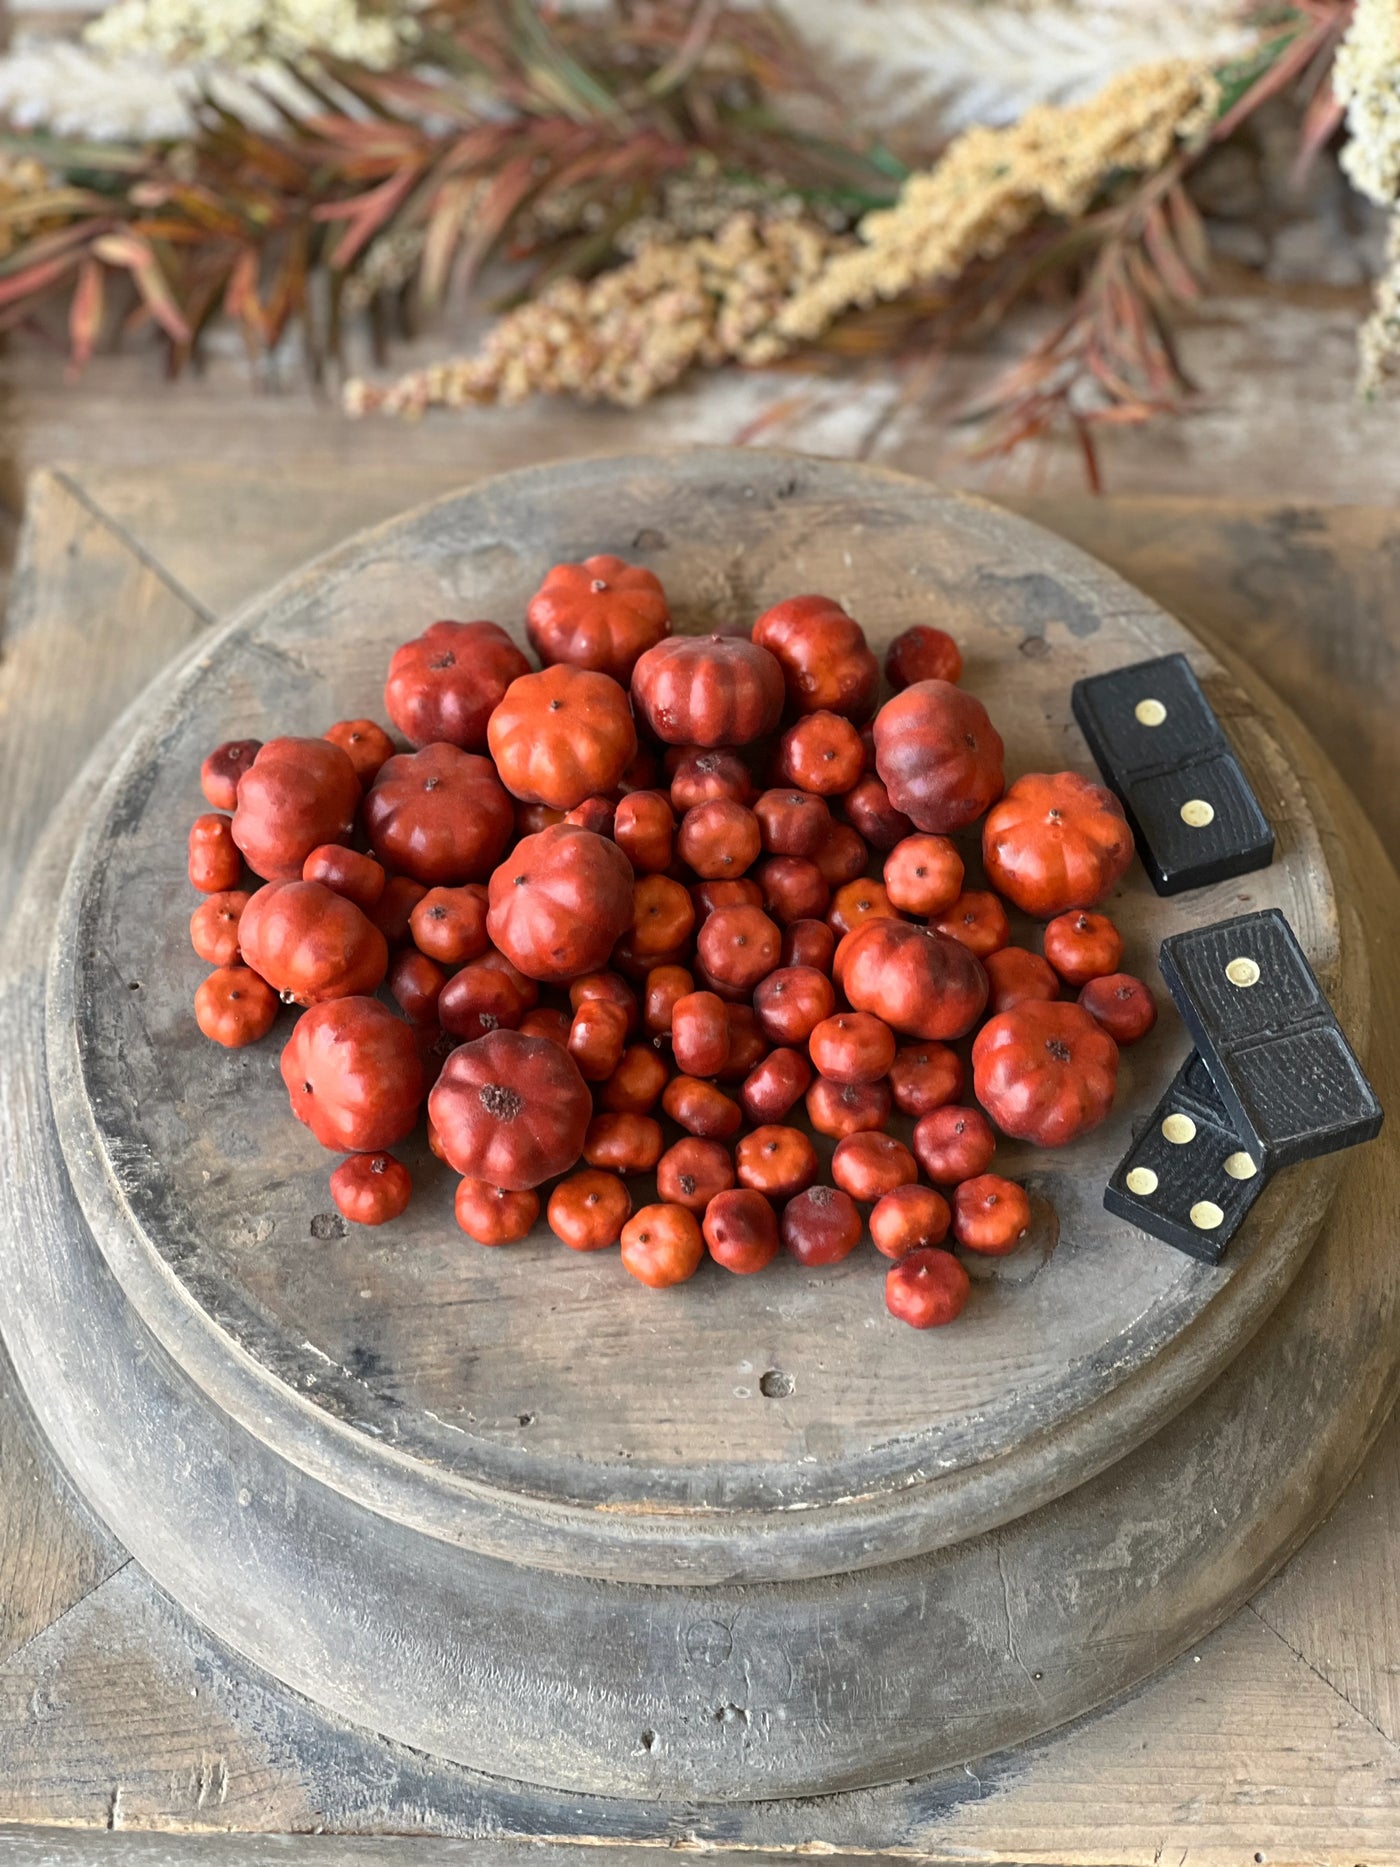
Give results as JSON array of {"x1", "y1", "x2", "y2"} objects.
[{"x1": 45, "y1": 470, "x2": 215, "y2": 632}]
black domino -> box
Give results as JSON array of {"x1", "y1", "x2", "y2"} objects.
[
  {"x1": 1105, "y1": 1050, "x2": 1268, "y2": 1262},
  {"x1": 1071, "y1": 653, "x2": 1274, "y2": 896},
  {"x1": 1159, "y1": 909, "x2": 1383, "y2": 1172}
]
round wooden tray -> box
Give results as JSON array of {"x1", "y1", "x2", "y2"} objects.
[{"x1": 2, "y1": 450, "x2": 1395, "y2": 1805}]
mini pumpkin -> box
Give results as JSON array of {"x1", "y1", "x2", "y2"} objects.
[
  {"x1": 751, "y1": 595, "x2": 879, "y2": 721},
  {"x1": 526, "y1": 555, "x2": 670, "y2": 684},
  {"x1": 383, "y1": 619, "x2": 530, "y2": 751},
  {"x1": 631, "y1": 634, "x2": 784, "y2": 747},
  {"x1": 428, "y1": 1028, "x2": 591, "y2": 1190},
  {"x1": 281, "y1": 996, "x2": 425, "y2": 1152},
  {"x1": 872, "y1": 681, "x2": 1005, "y2": 834},
  {"x1": 983, "y1": 771, "x2": 1135, "y2": 918},
  {"x1": 486, "y1": 822, "x2": 635, "y2": 983},
  {"x1": 230, "y1": 736, "x2": 359, "y2": 881},
  {"x1": 364, "y1": 744, "x2": 513, "y2": 886},
  {"x1": 238, "y1": 880, "x2": 388, "y2": 1005},
  {"x1": 837, "y1": 917, "x2": 988, "y2": 1041},
  {"x1": 971, "y1": 999, "x2": 1119, "y2": 1147},
  {"x1": 487, "y1": 664, "x2": 638, "y2": 811}
]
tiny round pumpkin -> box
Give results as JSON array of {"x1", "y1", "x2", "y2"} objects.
[
  {"x1": 302, "y1": 845, "x2": 386, "y2": 914},
  {"x1": 621, "y1": 875, "x2": 696, "y2": 971},
  {"x1": 984, "y1": 945, "x2": 1062, "y2": 1015},
  {"x1": 547, "y1": 1170, "x2": 632, "y2": 1252},
  {"x1": 383, "y1": 618, "x2": 529, "y2": 751},
  {"x1": 912, "y1": 1105, "x2": 996, "y2": 1184},
  {"x1": 888, "y1": 1042, "x2": 963, "y2": 1117},
  {"x1": 753, "y1": 789, "x2": 832, "y2": 859},
  {"x1": 438, "y1": 954, "x2": 532, "y2": 1042},
  {"x1": 782, "y1": 1185, "x2": 863, "y2": 1267},
  {"x1": 678, "y1": 800, "x2": 761, "y2": 879},
  {"x1": 696, "y1": 904, "x2": 782, "y2": 995},
  {"x1": 952, "y1": 1175, "x2": 1032, "y2": 1255},
  {"x1": 200, "y1": 738, "x2": 261, "y2": 811},
  {"x1": 832, "y1": 1131, "x2": 918, "y2": 1203},
  {"x1": 670, "y1": 990, "x2": 731, "y2": 1078},
  {"x1": 455, "y1": 1179, "x2": 539, "y2": 1246},
  {"x1": 613, "y1": 791, "x2": 675, "y2": 874},
  {"x1": 842, "y1": 772, "x2": 913, "y2": 851},
  {"x1": 883, "y1": 834, "x2": 965, "y2": 917},
  {"x1": 238, "y1": 879, "x2": 388, "y2": 1005},
  {"x1": 869, "y1": 1185, "x2": 951, "y2": 1260},
  {"x1": 932, "y1": 889, "x2": 1011, "y2": 961},
  {"x1": 364, "y1": 744, "x2": 513, "y2": 887},
  {"x1": 884, "y1": 625, "x2": 962, "y2": 690},
  {"x1": 703, "y1": 1191, "x2": 780, "y2": 1276},
  {"x1": 669, "y1": 747, "x2": 754, "y2": 811},
  {"x1": 756, "y1": 856, "x2": 830, "y2": 927},
  {"x1": 188, "y1": 813, "x2": 242, "y2": 894},
  {"x1": 194, "y1": 965, "x2": 278, "y2": 1048},
  {"x1": 643, "y1": 963, "x2": 695, "y2": 1035},
  {"x1": 567, "y1": 998, "x2": 630, "y2": 1082},
  {"x1": 971, "y1": 999, "x2": 1120, "y2": 1147},
  {"x1": 600, "y1": 1043, "x2": 670, "y2": 1114},
  {"x1": 751, "y1": 594, "x2": 879, "y2": 721},
  {"x1": 281, "y1": 996, "x2": 424, "y2": 1152},
  {"x1": 526, "y1": 555, "x2": 670, "y2": 684},
  {"x1": 620, "y1": 1204, "x2": 705, "y2": 1288},
  {"x1": 739, "y1": 1047, "x2": 812, "y2": 1125},
  {"x1": 1042, "y1": 909, "x2": 1124, "y2": 986},
  {"x1": 190, "y1": 889, "x2": 252, "y2": 967},
  {"x1": 584, "y1": 1112, "x2": 665, "y2": 1173},
  {"x1": 780, "y1": 919, "x2": 836, "y2": 975},
  {"x1": 805, "y1": 1075, "x2": 891, "y2": 1139},
  {"x1": 410, "y1": 884, "x2": 491, "y2": 965},
  {"x1": 753, "y1": 965, "x2": 835, "y2": 1046},
  {"x1": 323, "y1": 718, "x2": 396, "y2": 784},
  {"x1": 775, "y1": 712, "x2": 866, "y2": 795},
  {"x1": 885, "y1": 1248, "x2": 969, "y2": 1328},
  {"x1": 1079, "y1": 971, "x2": 1158, "y2": 1045},
  {"x1": 388, "y1": 948, "x2": 446, "y2": 1025},
  {"x1": 811, "y1": 823, "x2": 868, "y2": 889},
  {"x1": 873, "y1": 681, "x2": 1005, "y2": 834},
  {"x1": 736, "y1": 1125, "x2": 818, "y2": 1199},
  {"x1": 838, "y1": 917, "x2": 988, "y2": 1041},
  {"x1": 230, "y1": 736, "x2": 360, "y2": 882},
  {"x1": 982, "y1": 771, "x2": 1134, "y2": 918},
  {"x1": 429, "y1": 1028, "x2": 591, "y2": 1190},
  {"x1": 487, "y1": 822, "x2": 635, "y2": 983},
  {"x1": 661, "y1": 1075, "x2": 743, "y2": 1139},
  {"x1": 656, "y1": 1137, "x2": 735, "y2": 1213},
  {"x1": 331, "y1": 1152, "x2": 412, "y2": 1226},
  {"x1": 827, "y1": 879, "x2": 899, "y2": 938},
  {"x1": 631, "y1": 634, "x2": 784, "y2": 747},
  {"x1": 808, "y1": 1011, "x2": 896, "y2": 1086},
  {"x1": 487, "y1": 664, "x2": 638, "y2": 811}
]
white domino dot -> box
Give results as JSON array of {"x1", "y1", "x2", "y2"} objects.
[
  {"x1": 1135, "y1": 698, "x2": 1167, "y2": 726},
  {"x1": 1162, "y1": 1113, "x2": 1197, "y2": 1145},
  {"x1": 1180, "y1": 798, "x2": 1215, "y2": 828},
  {"x1": 1126, "y1": 1167, "x2": 1159, "y2": 1196},
  {"x1": 1224, "y1": 1151, "x2": 1257, "y2": 1180},
  {"x1": 1226, "y1": 956, "x2": 1261, "y2": 988},
  {"x1": 1190, "y1": 1200, "x2": 1225, "y2": 1231}
]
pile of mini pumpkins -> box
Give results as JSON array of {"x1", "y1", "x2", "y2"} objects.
[{"x1": 186, "y1": 558, "x2": 1156, "y2": 1328}]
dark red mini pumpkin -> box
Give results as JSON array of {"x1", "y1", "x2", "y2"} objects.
[
  {"x1": 751, "y1": 594, "x2": 879, "y2": 722},
  {"x1": 837, "y1": 917, "x2": 987, "y2": 1041},
  {"x1": 238, "y1": 880, "x2": 387, "y2": 1005},
  {"x1": 1078, "y1": 972, "x2": 1157, "y2": 1045},
  {"x1": 982, "y1": 771, "x2": 1134, "y2": 918},
  {"x1": 364, "y1": 743, "x2": 513, "y2": 886},
  {"x1": 884, "y1": 625, "x2": 963, "y2": 691},
  {"x1": 281, "y1": 996, "x2": 424, "y2": 1152},
  {"x1": 428, "y1": 1028, "x2": 592, "y2": 1191},
  {"x1": 486, "y1": 822, "x2": 635, "y2": 983},
  {"x1": 873, "y1": 681, "x2": 1005, "y2": 834},
  {"x1": 526, "y1": 554, "x2": 670, "y2": 684},
  {"x1": 631, "y1": 634, "x2": 784, "y2": 747},
  {"x1": 231, "y1": 736, "x2": 359, "y2": 881},
  {"x1": 383, "y1": 619, "x2": 530, "y2": 751},
  {"x1": 487, "y1": 664, "x2": 638, "y2": 811},
  {"x1": 971, "y1": 999, "x2": 1119, "y2": 1147}
]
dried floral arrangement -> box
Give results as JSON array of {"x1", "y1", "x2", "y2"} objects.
[{"x1": 0, "y1": 0, "x2": 1391, "y2": 470}]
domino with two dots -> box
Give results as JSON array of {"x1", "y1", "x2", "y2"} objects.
[{"x1": 1071, "y1": 653, "x2": 1274, "y2": 896}]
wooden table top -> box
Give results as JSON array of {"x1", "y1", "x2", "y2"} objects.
[{"x1": 2, "y1": 458, "x2": 1399, "y2": 1863}]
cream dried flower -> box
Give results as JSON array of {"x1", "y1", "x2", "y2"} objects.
[
  {"x1": 777, "y1": 58, "x2": 1218, "y2": 342},
  {"x1": 345, "y1": 211, "x2": 848, "y2": 416},
  {"x1": 86, "y1": 0, "x2": 417, "y2": 72},
  {"x1": 1335, "y1": 0, "x2": 1400, "y2": 208},
  {"x1": 1359, "y1": 217, "x2": 1400, "y2": 395}
]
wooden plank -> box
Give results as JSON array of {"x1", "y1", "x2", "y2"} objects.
[{"x1": 0, "y1": 468, "x2": 211, "y2": 920}]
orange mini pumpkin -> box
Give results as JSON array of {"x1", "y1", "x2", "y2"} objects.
[
  {"x1": 751, "y1": 595, "x2": 879, "y2": 722},
  {"x1": 982, "y1": 771, "x2": 1134, "y2": 918},
  {"x1": 364, "y1": 744, "x2": 513, "y2": 886},
  {"x1": 873, "y1": 681, "x2": 1005, "y2": 835},
  {"x1": 238, "y1": 880, "x2": 388, "y2": 1005},
  {"x1": 971, "y1": 999, "x2": 1119, "y2": 1147},
  {"x1": 526, "y1": 554, "x2": 670, "y2": 684},
  {"x1": 429, "y1": 1028, "x2": 591, "y2": 1190},
  {"x1": 383, "y1": 619, "x2": 530, "y2": 751},
  {"x1": 487, "y1": 664, "x2": 637, "y2": 811},
  {"x1": 281, "y1": 996, "x2": 425, "y2": 1152},
  {"x1": 631, "y1": 635, "x2": 784, "y2": 747},
  {"x1": 230, "y1": 736, "x2": 359, "y2": 882},
  {"x1": 486, "y1": 822, "x2": 635, "y2": 983}
]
